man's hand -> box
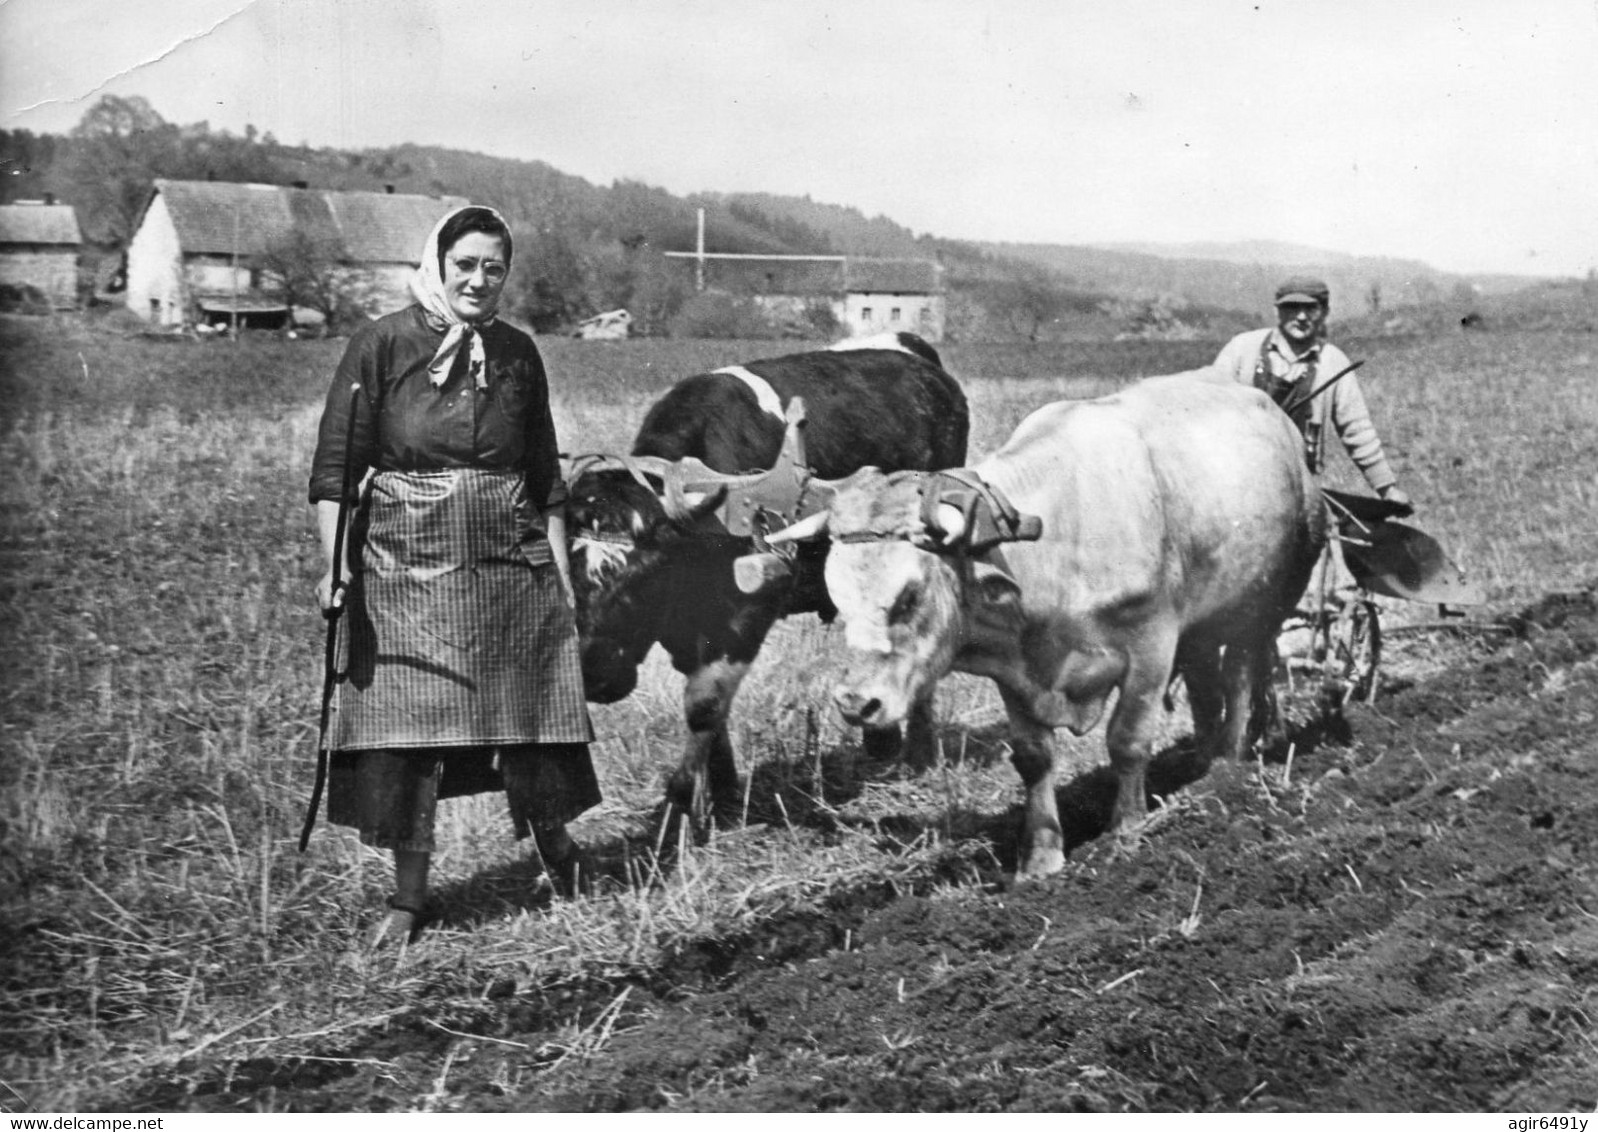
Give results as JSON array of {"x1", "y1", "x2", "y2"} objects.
[{"x1": 1379, "y1": 484, "x2": 1413, "y2": 514}]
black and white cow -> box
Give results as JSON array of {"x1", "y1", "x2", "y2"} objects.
[{"x1": 567, "y1": 333, "x2": 968, "y2": 832}]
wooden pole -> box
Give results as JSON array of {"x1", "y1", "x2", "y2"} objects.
[
  {"x1": 695, "y1": 207, "x2": 705, "y2": 293},
  {"x1": 231, "y1": 203, "x2": 240, "y2": 339}
]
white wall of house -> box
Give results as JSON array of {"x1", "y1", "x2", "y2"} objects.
[
  {"x1": 185, "y1": 255, "x2": 250, "y2": 294},
  {"x1": 125, "y1": 195, "x2": 187, "y2": 324},
  {"x1": 0, "y1": 249, "x2": 78, "y2": 307},
  {"x1": 843, "y1": 292, "x2": 945, "y2": 343}
]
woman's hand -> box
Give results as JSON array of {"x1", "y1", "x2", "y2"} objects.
[
  {"x1": 315, "y1": 498, "x2": 356, "y2": 614},
  {"x1": 545, "y1": 506, "x2": 577, "y2": 609},
  {"x1": 317, "y1": 566, "x2": 353, "y2": 613}
]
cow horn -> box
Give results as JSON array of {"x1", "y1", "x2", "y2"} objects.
[
  {"x1": 679, "y1": 485, "x2": 729, "y2": 522},
  {"x1": 935, "y1": 501, "x2": 967, "y2": 546},
  {"x1": 765, "y1": 510, "x2": 831, "y2": 544}
]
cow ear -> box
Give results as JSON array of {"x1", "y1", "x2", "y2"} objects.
[{"x1": 969, "y1": 562, "x2": 1021, "y2": 607}]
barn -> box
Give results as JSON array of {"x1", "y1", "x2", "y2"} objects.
[
  {"x1": 124, "y1": 180, "x2": 468, "y2": 328},
  {"x1": 0, "y1": 198, "x2": 83, "y2": 310}
]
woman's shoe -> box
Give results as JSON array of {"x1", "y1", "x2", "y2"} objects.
[
  {"x1": 368, "y1": 896, "x2": 429, "y2": 947},
  {"x1": 546, "y1": 845, "x2": 594, "y2": 899},
  {"x1": 534, "y1": 826, "x2": 594, "y2": 899}
]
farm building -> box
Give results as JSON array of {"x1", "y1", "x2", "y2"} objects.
[
  {"x1": 124, "y1": 179, "x2": 467, "y2": 328},
  {"x1": 0, "y1": 198, "x2": 83, "y2": 309},
  {"x1": 839, "y1": 258, "x2": 944, "y2": 343},
  {"x1": 684, "y1": 254, "x2": 946, "y2": 342}
]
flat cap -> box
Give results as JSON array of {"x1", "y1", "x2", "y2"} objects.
[{"x1": 1275, "y1": 275, "x2": 1330, "y2": 305}]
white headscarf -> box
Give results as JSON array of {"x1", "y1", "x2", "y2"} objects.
[{"x1": 408, "y1": 205, "x2": 511, "y2": 388}]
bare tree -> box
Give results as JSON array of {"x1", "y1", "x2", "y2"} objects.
[{"x1": 257, "y1": 230, "x2": 373, "y2": 333}]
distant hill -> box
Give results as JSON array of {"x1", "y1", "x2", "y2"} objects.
[
  {"x1": 1103, "y1": 238, "x2": 1360, "y2": 265},
  {"x1": 1095, "y1": 239, "x2": 1546, "y2": 299},
  {"x1": 981, "y1": 240, "x2": 1507, "y2": 319},
  {"x1": 3, "y1": 94, "x2": 1575, "y2": 340}
]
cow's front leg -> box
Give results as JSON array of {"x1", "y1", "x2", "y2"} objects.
[
  {"x1": 668, "y1": 658, "x2": 751, "y2": 836},
  {"x1": 1001, "y1": 690, "x2": 1064, "y2": 878},
  {"x1": 904, "y1": 688, "x2": 938, "y2": 769}
]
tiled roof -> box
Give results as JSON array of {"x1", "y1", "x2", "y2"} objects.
[
  {"x1": 710, "y1": 258, "x2": 845, "y2": 296},
  {"x1": 843, "y1": 258, "x2": 941, "y2": 293},
  {"x1": 325, "y1": 190, "x2": 467, "y2": 262},
  {"x1": 0, "y1": 203, "x2": 82, "y2": 246},
  {"x1": 704, "y1": 256, "x2": 942, "y2": 297},
  {"x1": 150, "y1": 180, "x2": 467, "y2": 264}
]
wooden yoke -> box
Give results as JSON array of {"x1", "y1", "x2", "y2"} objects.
[
  {"x1": 565, "y1": 402, "x2": 838, "y2": 596},
  {"x1": 673, "y1": 397, "x2": 822, "y2": 538}
]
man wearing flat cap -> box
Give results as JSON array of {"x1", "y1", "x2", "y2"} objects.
[{"x1": 1213, "y1": 276, "x2": 1411, "y2": 509}]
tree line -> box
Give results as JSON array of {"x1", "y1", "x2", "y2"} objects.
[{"x1": 2, "y1": 94, "x2": 1236, "y2": 340}]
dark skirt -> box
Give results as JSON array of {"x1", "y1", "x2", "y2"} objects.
[{"x1": 326, "y1": 743, "x2": 602, "y2": 853}]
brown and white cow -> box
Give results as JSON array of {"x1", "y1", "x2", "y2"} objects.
[{"x1": 768, "y1": 375, "x2": 1324, "y2": 878}]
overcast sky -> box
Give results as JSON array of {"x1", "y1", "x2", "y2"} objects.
[{"x1": 4, "y1": 0, "x2": 1596, "y2": 277}]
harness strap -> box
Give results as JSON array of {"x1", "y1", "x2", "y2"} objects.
[
  {"x1": 920, "y1": 469, "x2": 1042, "y2": 554},
  {"x1": 1254, "y1": 332, "x2": 1316, "y2": 436},
  {"x1": 565, "y1": 452, "x2": 657, "y2": 493}
]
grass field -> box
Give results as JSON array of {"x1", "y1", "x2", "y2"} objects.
[{"x1": 1, "y1": 314, "x2": 1595, "y2": 1110}]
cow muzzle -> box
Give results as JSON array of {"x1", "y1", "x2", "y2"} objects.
[
  {"x1": 834, "y1": 688, "x2": 886, "y2": 727},
  {"x1": 579, "y1": 641, "x2": 641, "y2": 703}
]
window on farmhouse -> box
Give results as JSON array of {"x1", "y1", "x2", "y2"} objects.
[
  {"x1": 891, "y1": 307, "x2": 901, "y2": 322},
  {"x1": 861, "y1": 306, "x2": 873, "y2": 321}
]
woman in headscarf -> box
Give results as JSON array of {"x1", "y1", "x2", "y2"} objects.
[{"x1": 309, "y1": 205, "x2": 598, "y2": 944}]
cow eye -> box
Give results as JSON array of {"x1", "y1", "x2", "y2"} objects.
[{"x1": 888, "y1": 585, "x2": 919, "y2": 623}]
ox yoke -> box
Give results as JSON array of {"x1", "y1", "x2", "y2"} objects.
[{"x1": 948, "y1": 378, "x2": 1323, "y2": 732}]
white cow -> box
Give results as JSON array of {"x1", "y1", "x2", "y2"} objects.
[{"x1": 770, "y1": 375, "x2": 1325, "y2": 878}]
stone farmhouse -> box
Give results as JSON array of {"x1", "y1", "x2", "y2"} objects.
[
  {"x1": 837, "y1": 258, "x2": 944, "y2": 343},
  {"x1": 698, "y1": 255, "x2": 946, "y2": 342},
  {"x1": 125, "y1": 179, "x2": 467, "y2": 328},
  {"x1": 0, "y1": 197, "x2": 83, "y2": 309}
]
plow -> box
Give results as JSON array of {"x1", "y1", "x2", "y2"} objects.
[{"x1": 1282, "y1": 486, "x2": 1487, "y2": 711}]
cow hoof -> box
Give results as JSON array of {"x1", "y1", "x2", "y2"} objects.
[
  {"x1": 1105, "y1": 813, "x2": 1154, "y2": 859},
  {"x1": 1015, "y1": 846, "x2": 1066, "y2": 880}
]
